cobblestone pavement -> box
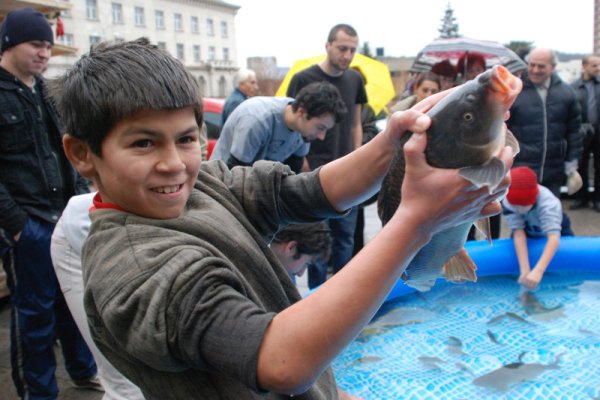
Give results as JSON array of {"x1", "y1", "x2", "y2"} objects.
[{"x1": 1, "y1": 199, "x2": 599, "y2": 399}]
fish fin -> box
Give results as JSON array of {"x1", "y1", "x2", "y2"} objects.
[
  {"x1": 459, "y1": 156, "x2": 506, "y2": 193},
  {"x1": 505, "y1": 127, "x2": 520, "y2": 157},
  {"x1": 474, "y1": 218, "x2": 492, "y2": 244},
  {"x1": 442, "y1": 248, "x2": 477, "y2": 284}
]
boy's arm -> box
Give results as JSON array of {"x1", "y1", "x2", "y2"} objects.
[
  {"x1": 513, "y1": 229, "x2": 531, "y2": 284},
  {"x1": 256, "y1": 94, "x2": 513, "y2": 395},
  {"x1": 525, "y1": 233, "x2": 560, "y2": 289}
]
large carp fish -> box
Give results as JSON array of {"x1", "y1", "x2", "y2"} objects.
[{"x1": 377, "y1": 64, "x2": 522, "y2": 292}]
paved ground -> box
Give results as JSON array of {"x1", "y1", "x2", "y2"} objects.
[{"x1": 1, "y1": 198, "x2": 599, "y2": 399}]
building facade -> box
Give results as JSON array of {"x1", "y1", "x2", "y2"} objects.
[{"x1": 48, "y1": 0, "x2": 240, "y2": 98}]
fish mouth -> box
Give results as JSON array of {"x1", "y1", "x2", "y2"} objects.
[{"x1": 489, "y1": 65, "x2": 523, "y2": 107}]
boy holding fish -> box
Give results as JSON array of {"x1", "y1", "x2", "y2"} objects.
[{"x1": 50, "y1": 38, "x2": 512, "y2": 399}]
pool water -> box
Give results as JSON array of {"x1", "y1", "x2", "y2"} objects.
[{"x1": 333, "y1": 272, "x2": 600, "y2": 399}]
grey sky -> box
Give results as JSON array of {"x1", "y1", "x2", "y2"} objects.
[{"x1": 233, "y1": 0, "x2": 594, "y2": 67}]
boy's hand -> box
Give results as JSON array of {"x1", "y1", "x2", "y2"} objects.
[
  {"x1": 519, "y1": 268, "x2": 543, "y2": 289},
  {"x1": 382, "y1": 89, "x2": 452, "y2": 146},
  {"x1": 381, "y1": 87, "x2": 512, "y2": 236},
  {"x1": 391, "y1": 131, "x2": 512, "y2": 236}
]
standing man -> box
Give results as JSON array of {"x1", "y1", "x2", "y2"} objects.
[
  {"x1": 286, "y1": 23, "x2": 367, "y2": 288},
  {"x1": 0, "y1": 8, "x2": 100, "y2": 399},
  {"x1": 210, "y1": 81, "x2": 346, "y2": 173},
  {"x1": 570, "y1": 54, "x2": 600, "y2": 212},
  {"x1": 221, "y1": 68, "x2": 259, "y2": 125},
  {"x1": 506, "y1": 48, "x2": 582, "y2": 199}
]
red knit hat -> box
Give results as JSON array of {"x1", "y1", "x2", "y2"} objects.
[{"x1": 507, "y1": 167, "x2": 539, "y2": 206}]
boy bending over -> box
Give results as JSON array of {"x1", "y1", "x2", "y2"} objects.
[{"x1": 49, "y1": 38, "x2": 512, "y2": 399}]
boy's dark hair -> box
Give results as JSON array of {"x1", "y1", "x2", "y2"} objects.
[
  {"x1": 272, "y1": 222, "x2": 332, "y2": 262},
  {"x1": 48, "y1": 38, "x2": 203, "y2": 155},
  {"x1": 327, "y1": 23, "x2": 357, "y2": 43},
  {"x1": 290, "y1": 81, "x2": 347, "y2": 123}
]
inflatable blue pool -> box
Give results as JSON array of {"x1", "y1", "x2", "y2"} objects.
[
  {"x1": 334, "y1": 236, "x2": 600, "y2": 399},
  {"x1": 384, "y1": 236, "x2": 600, "y2": 304}
]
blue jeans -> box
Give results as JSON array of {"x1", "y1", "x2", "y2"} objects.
[
  {"x1": 2, "y1": 217, "x2": 96, "y2": 400},
  {"x1": 308, "y1": 207, "x2": 358, "y2": 289}
]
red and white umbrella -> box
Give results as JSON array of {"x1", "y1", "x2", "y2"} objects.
[{"x1": 410, "y1": 37, "x2": 527, "y2": 74}]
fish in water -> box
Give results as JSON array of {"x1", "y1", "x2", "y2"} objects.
[
  {"x1": 446, "y1": 336, "x2": 468, "y2": 356},
  {"x1": 371, "y1": 306, "x2": 437, "y2": 328},
  {"x1": 472, "y1": 351, "x2": 564, "y2": 391},
  {"x1": 418, "y1": 355, "x2": 445, "y2": 369},
  {"x1": 486, "y1": 329, "x2": 503, "y2": 345},
  {"x1": 377, "y1": 65, "x2": 522, "y2": 291},
  {"x1": 519, "y1": 291, "x2": 564, "y2": 321},
  {"x1": 487, "y1": 311, "x2": 534, "y2": 326},
  {"x1": 345, "y1": 355, "x2": 383, "y2": 369}
]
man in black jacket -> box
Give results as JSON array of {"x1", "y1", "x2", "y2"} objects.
[
  {"x1": 571, "y1": 54, "x2": 600, "y2": 212},
  {"x1": 0, "y1": 8, "x2": 99, "y2": 398},
  {"x1": 507, "y1": 48, "x2": 582, "y2": 198},
  {"x1": 506, "y1": 47, "x2": 582, "y2": 235}
]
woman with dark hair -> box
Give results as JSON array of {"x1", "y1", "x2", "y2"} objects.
[{"x1": 390, "y1": 72, "x2": 441, "y2": 112}]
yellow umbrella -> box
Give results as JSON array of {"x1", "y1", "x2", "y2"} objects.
[{"x1": 276, "y1": 53, "x2": 395, "y2": 115}]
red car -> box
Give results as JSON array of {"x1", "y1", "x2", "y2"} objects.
[{"x1": 203, "y1": 97, "x2": 224, "y2": 159}]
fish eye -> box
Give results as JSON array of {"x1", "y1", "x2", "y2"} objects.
[{"x1": 463, "y1": 112, "x2": 475, "y2": 122}]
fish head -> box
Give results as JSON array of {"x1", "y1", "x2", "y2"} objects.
[{"x1": 425, "y1": 65, "x2": 522, "y2": 169}]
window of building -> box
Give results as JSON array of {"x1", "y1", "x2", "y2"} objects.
[
  {"x1": 174, "y1": 13, "x2": 183, "y2": 31},
  {"x1": 155, "y1": 10, "x2": 165, "y2": 29},
  {"x1": 193, "y1": 45, "x2": 201, "y2": 62},
  {"x1": 191, "y1": 16, "x2": 199, "y2": 34},
  {"x1": 58, "y1": 33, "x2": 74, "y2": 46},
  {"x1": 220, "y1": 21, "x2": 228, "y2": 38},
  {"x1": 89, "y1": 35, "x2": 101, "y2": 47},
  {"x1": 206, "y1": 19, "x2": 214, "y2": 36},
  {"x1": 218, "y1": 76, "x2": 226, "y2": 98},
  {"x1": 135, "y1": 7, "x2": 145, "y2": 27},
  {"x1": 208, "y1": 46, "x2": 215, "y2": 61},
  {"x1": 61, "y1": 0, "x2": 72, "y2": 18},
  {"x1": 176, "y1": 43, "x2": 184, "y2": 60},
  {"x1": 157, "y1": 41, "x2": 167, "y2": 51},
  {"x1": 222, "y1": 48, "x2": 230, "y2": 61},
  {"x1": 111, "y1": 3, "x2": 122, "y2": 23},
  {"x1": 86, "y1": 0, "x2": 98, "y2": 20}
]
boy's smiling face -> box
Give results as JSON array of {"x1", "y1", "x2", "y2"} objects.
[{"x1": 87, "y1": 107, "x2": 202, "y2": 219}]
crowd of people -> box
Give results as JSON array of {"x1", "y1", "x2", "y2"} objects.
[
  {"x1": 394, "y1": 48, "x2": 598, "y2": 292},
  {"x1": 0, "y1": 5, "x2": 598, "y2": 399}
]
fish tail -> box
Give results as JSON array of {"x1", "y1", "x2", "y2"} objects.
[{"x1": 443, "y1": 248, "x2": 477, "y2": 283}]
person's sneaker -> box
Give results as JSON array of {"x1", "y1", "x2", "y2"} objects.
[{"x1": 72, "y1": 375, "x2": 105, "y2": 392}]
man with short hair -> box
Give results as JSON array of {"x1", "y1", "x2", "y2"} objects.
[
  {"x1": 570, "y1": 54, "x2": 600, "y2": 212},
  {"x1": 507, "y1": 47, "x2": 582, "y2": 198},
  {"x1": 210, "y1": 81, "x2": 347, "y2": 173},
  {"x1": 286, "y1": 24, "x2": 368, "y2": 288},
  {"x1": 0, "y1": 7, "x2": 99, "y2": 398},
  {"x1": 221, "y1": 68, "x2": 259, "y2": 125}
]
